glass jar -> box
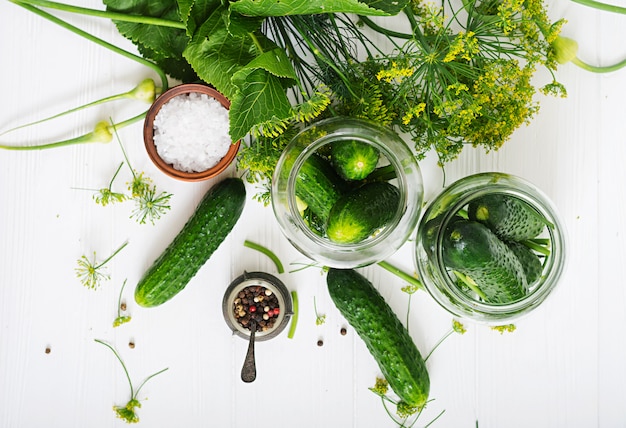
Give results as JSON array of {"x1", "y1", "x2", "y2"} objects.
[
  {"x1": 414, "y1": 172, "x2": 567, "y2": 323},
  {"x1": 271, "y1": 117, "x2": 423, "y2": 268}
]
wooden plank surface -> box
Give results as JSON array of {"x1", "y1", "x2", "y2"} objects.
[{"x1": 1, "y1": 0, "x2": 625, "y2": 427}]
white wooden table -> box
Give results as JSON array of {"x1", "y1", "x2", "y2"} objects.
[{"x1": 1, "y1": 1, "x2": 625, "y2": 427}]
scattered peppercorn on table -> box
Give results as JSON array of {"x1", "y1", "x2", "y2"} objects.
[{"x1": 1, "y1": 1, "x2": 625, "y2": 427}]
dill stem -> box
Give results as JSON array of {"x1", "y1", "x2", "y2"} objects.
[
  {"x1": 95, "y1": 241, "x2": 129, "y2": 270},
  {"x1": 424, "y1": 328, "x2": 454, "y2": 361},
  {"x1": 116, "y1": 278, "x2": 128, "y2": 318},
  {"x1": 134, "y1": 367, "x2": 169, "y2": 399},
  {"x1": 108, "y1": 162, "x2": 125, "y2": 190},
  {"x1": 94, "y1": 339, "x2": 135, "y2": 397}
]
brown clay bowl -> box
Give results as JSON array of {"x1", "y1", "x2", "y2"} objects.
[{"x1": 143, "y1": 83, "x2": 240, "y2": 182}]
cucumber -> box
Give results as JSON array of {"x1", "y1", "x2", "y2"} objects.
[
  {"x1": 295, "y1": 153, "x2": 345, "y2": 224},
  {"x1": 467, "y1": 194, "x2": 546, "y2": 241},
  {"x1": 329, "y1": 139, "x2": 379, "y2": 181},
  {"x1": 326, "y1": 268, "x2": 430, "y2": 411},
  {"x1": 443, "y1": 219, "x2": 528, "y2": 303},
  {"x1": 507, "y1": 241, "x2": 543, "y2": 284},
  {"x1": 326, "y1": 181, "x2": 400, "y2": 244},
  {"x1": 421, "y1": 213, "x2": 464, "y2": 258},
  {"x1": 135, "y1": 178, "x2": 246, "y2": 307}
]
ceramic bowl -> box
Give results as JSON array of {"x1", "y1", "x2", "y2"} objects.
[{"x1": 143, "y1": 83, "x2": 240, "y2": 182}]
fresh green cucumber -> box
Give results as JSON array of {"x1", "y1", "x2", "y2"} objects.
[
  {"x1": 329, "y1": 139, "x2": 379, "y2": 181},
  {"x1": 326, "y1": 181, "x2": 400, "y2": 244},
  {"x1": 135, "y1": 178, "x2": 246, "y2": 307},
  {"x1": 507, "y1": 241, "x2": 543, "y2": 284},
  {"x1": 295, "y1": 153, "x2": 345, "y2": 224},
  {"x1": 443, "y1": 219, "x2": 528, "y2": 303},
  {"x1": 326, "y1": 268, "x2": 430, "y2": 411},
  {"x1": 467, "y1": 194, "x2": 546, "y2": 241}
]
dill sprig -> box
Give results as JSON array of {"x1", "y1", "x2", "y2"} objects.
[
  {"x1": 75, "y1": 241, "x2": 128, "y2": 290},
  {"x1": 130, "y1": 185, "x2": 172, "y2": 226},
  {"x1": 94, "y1": 339, "x2": 168, "y2": 424}
]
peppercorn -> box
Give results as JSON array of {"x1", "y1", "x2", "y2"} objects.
[{"x1": 233, "y1": 285, "x2": 281, "y2": 333}]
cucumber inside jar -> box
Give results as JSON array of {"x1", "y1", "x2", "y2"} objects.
[
  {"x1": 435, "y1": 193, "x2": 553, "y2": 304},
  {"x1": 295, "y1": 139, "x2": 402, "y2": 244}
]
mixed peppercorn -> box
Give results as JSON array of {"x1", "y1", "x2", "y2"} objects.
[{"x1": 233, "y1": 285, "x2": 281, "y2": 333}]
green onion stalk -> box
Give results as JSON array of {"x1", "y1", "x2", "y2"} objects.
[
  {"x1": 551, "y1": 35, "x2": 626, "y2": 73},
  {"x1": 2, "y1": 0, "x2": 177, "y2": 150},
  {"x1": 570, "y1": 0, "x2": 626, "y2": 14}
]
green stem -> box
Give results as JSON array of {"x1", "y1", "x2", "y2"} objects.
[
  {"x1": 358, "y1": 15, "x2": 412, "y2": 40},
  {"x1": 520, "y1": 239, "x2": 551, "y2": 257},
  {"x1": 110, "y1": 120, "x2": 137, "y2": 180},
  {"x1": 13, "y1": 2, "x2": 168, "y2": 92},
  {"x1": 287, "y1": 290, "x2": 299, "y2": 339},
  {"x1": 363, "y1": 164, "x2": 397, "y2": 183},
  {"x1": 0, "y1": 133, "x2": 104, "y2": 150},
  {"x1": 116, "y1": 278, "x2": 127, "y2": 318},
  {"x1": 12, "y1": 0, "x2": 186, "y2": 27},
  {"x1": 570, "y1": 0, "x2": 626, "y2": 14},
  {"x1": 243, "y1": 240, "x2": 284, "y2": 274},
  {"x1": 249, "y1": 32, "x2": 265, "y2": 55},
  {"x1": 94, "y1": 339, "x2": 135, "y2": 398},
  {"x1": 424, "y1": 328, "x2": 454, "y2": 362},
  {"x1": 0, "y1": 93, "x2": 126, "y2": 137},
  {"x1": 95, "y1": 241, "x2": 128, "y2": 270},
  {"x1": 134, "y1": 367, "x2": 169, "y2": 400},
  {"x1": 377, "y1": 260, "x2": 423, "y2": 290},
  {"x1": 453, "y1": 270, "x2": 488, "y2": 300},
  {"x1": 572, "y1": 56, "x2": 626, "y2": 73}
]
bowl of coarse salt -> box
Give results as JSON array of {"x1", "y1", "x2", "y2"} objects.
[{"x1": 143, "y1": 83, "x2": 240, "y2": 181}]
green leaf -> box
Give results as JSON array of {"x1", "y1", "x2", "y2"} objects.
[
  {"x1": 230, "y1": 0, "x2": 391, "y2": 16},
  {"x1": 233, "y1": 47, "x2": 298, "y2": 83},
  {"x1": 183, "y1": 12, "x2": 256, "y2": 99},
  {"x1": 104, "y1": 0, "x2": 198, "y2": 82},
  {"x1": 178, "y1": 0, "x2": 223, "y2": 37},
  {"x1": 229, "y1": 68, "x2": 294, "y2": 141},
  {"x1": 362, "y1": 0, "x2": 409, "y2": 14}
]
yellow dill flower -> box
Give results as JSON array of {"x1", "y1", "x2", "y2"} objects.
[
  {"x1": 452, "y1": 319, "x2": 467, "y2": 334},
  {"x1": 444, "y1": 32, "x2": 480, "y2": 63},
  {"x1": 376, "y1": 61, "x2": 415, "y2": 83},
  {"x1": 370, "y1": 377, "x2": 389, "y2": 396},
  {"x1": 401, "y1": 103, "x2": 426, "y2": 125},
  {"x1": 491, "y1": 324, "x2": 516, "y2": 334}
]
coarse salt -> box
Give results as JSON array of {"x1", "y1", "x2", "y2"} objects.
[{"x1": 153, "y1": 92, "x2": 231, "y2": 173}]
